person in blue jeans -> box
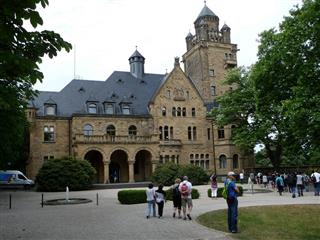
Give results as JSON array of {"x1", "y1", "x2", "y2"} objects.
[{"x1": 225, "y1": 171, "x2": 240, "y2": 233}]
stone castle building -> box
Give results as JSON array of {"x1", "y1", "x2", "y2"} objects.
[{"x1": 26, "y1": 3, "x2": 254, "y2": 183}]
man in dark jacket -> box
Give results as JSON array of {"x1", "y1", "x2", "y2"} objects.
[{"x1": 287, "y1": 172, "x2": 297, "y2": 198}]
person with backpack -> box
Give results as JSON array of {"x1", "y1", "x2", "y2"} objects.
[
  {"x1": 179, "y1": 176, "x2": 192, "y2": 220},
  {"x1": 171, "y1": 178, "x2": 182, "y2": 218},
  {"x1": 210, "y1": 173, "x2": 218, "y2": 198},
  {"x1": 155, "y1": 184, "x2": 166, "y2": 218},
  {"x1": 224, "y1": 171, "x2": 239, "y2": 233}
]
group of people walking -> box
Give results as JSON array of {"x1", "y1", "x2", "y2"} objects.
[{"x1": 145, "y1": 176, "x2": 193, "y2": 220}]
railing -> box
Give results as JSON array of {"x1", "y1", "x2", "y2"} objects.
[
  {"x1": 74, "y1": 134, "x2": 156, "y2": 144},
  {"x1": 159, "y1": 139, "x2": 182, "y2": 146}
]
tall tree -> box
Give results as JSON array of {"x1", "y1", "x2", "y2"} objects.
[
  {"x1": 0, "y1": 0, "x2": 72, "y2": 168},
  {"x1": 211, "y1": 0, "x2": 320, "y2": 167}
]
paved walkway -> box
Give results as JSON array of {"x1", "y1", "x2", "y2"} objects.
[{"x1": 0, "y1": 185, "x2": 319, "y2": 240}]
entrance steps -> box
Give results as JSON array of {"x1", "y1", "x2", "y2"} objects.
[{"x1": 92, "y1": 181, "x2": 151, "y2": 190}]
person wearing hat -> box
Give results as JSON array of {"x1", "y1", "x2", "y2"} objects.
[{"x1": 225, "y1": 171, "x2": 240, "y2": 233}]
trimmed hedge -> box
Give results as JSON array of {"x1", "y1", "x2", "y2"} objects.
[
  {"x1": 36, "y1": 157, "x2": 96, "y2": 192},
  {"x1": 207, "y1": 186, "x2": 243, "y2": 198},
  {"x1": 118, "y1": 188, "x2": 200, "y2": 204},
  {"x1": 151, "y1": 162, "x2": 209, "y2": 186}
]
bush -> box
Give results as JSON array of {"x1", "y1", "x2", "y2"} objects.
[
  {"x1": 36, "y1": 157, "x2": 96, "y2": 191},
  {"x1": 165, "y1": 188, "x2": 200, "y2": 201},
  {"x1": 118, "y1": 189, "x2": 146, "y2": 204},
  {"x1": 151, "y1": 162, "x2": 209, "y2": 186},
  {"x1": 207, "y1": 186, "x2": 243, "y2": 198},
  {"x1": 118, "y1": 188, "x2": 200, "y2": 204}
]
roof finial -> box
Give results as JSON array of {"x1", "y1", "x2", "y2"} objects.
[
  {"x1": 135, "y1": 45, "x2": 138, "y2": 50},
  {"x1": 204, "y1": 0, "x2": 207, "y2": 5}
]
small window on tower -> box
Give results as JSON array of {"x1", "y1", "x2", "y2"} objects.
[{"x1": 209, "y1": 69, "x2": 215, "y2": 77}]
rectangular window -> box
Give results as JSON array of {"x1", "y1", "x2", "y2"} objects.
[
  {"x1": 44, "y1": 126, "x2": 55, "y2": 142},
  {"x1": 207, "y1": 128, "x2": 211, "y2": 140},
  {"x1": 122, "y1": 105, "x2": 130, "y2": 115},
  {"x1": 105, "y1": 104, "x2": 114, "y2": 114},
  {"x1": 218, "y1": 128, "x2": 225, "y2": 139},
  {"x1": 209, "y1": 69, "x2": 215, "y2": 77},
  {"x1": 191, "y1": 108, "x2": 196, "y2": 117}
]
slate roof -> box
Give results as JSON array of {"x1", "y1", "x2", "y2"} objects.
[
  {"x1": 195, "y1": 4, "x2": 217, "y2": 22},
  {"x1": 30, "y1": 71, "x2": 165, "y2": 117}
]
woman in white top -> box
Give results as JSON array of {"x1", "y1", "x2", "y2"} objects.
[{"x1": 145, "y1": 183, "x2": 156, "y2": 218}]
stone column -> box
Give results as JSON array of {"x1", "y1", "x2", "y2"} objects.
[
  {"x1": 151, "y1": 161, "x2": 158, "y2": 173},
  {"x1": 103, "y1": 161, "x2": 110, "y2": 184},
  {"x1": 128, "y1": 160, "x2": 135, "y2": 183}
]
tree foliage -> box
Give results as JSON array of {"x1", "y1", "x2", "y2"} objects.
[
  {"x1": 0, "y1": 0, "x2": 72, "y2": 168},
  {"x1": 211, "y1": 0, "x2": 320, "y2": 167}
]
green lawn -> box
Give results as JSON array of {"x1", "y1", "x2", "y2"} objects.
[{"x1": 197, "y1": 205, "x2": 320, "y2": 240}]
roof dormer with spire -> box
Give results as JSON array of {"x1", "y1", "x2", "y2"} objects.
[{"x1": 129, "y1": 48, "x2": 145, "y2": 79}]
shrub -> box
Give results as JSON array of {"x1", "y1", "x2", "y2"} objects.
[
  {"x1": 36, "y1": 157, "x2": 96, "y2": 191},
  {"x1": 118, "y1": 188, "x2": 200, "y2": 204},
  {"x1": 118, "y1": 189, "x2": 146, "y2": 204},
  {"x1": 151, "y1": 162, "x2": 209, "y2": 186},
  {"x1": 207, "y1": 186, "x2": 243, "y2": 198},
  {"x1": 165, "y1": 188, "x2": 200, "y2": 201}
]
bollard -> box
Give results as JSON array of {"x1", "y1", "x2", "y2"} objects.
[
  {"x1": 9, "y1": 194, "x2": 11, "y2": 209},
  {"x1": 96, "y1": 193, "x2": 99, "y2": 206},
  {"x1": 41, "y1": 194, "x2": 44, "y2": 208}
]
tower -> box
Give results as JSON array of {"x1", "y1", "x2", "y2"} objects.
[
  {"x1": 182, "y1": 2, "x2": 238, "y2": 110},
  {"x1": 129, "y1": 49, "x2": 145, "y2": 79}
]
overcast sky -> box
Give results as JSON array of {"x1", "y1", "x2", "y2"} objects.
[{"x1": 34, "y1": 0, "x2": 302, "y2": 91}]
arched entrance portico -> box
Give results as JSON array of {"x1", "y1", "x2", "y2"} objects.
[
  {"x1": 84, "y1": 150, "x2": 104, "y2": 183},
  {"x1": 110, "y1": 150, "x2": 129, "y2": 183},
  {"x1": 134, "y1": 150, "x2": 152, "y2": 182}
]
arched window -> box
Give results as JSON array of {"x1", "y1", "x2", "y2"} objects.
[
  {"x1": 182, "y1": 107, "x2": 186, "y2": 117},
  {"x1": 162, "y1": 107, "x2": 166, "y2": 117},
  {"x1": 128, "y1": 125, "x2": 137, "y2": 136},
  {"x1": 219, "y1": 155, "x2": 227, "y2": 169},
  {"x1": 170, "y1": 126, "x2": 173, "y2": 139},
  {"x1": 159, "y1": 126, "x2": 163, "y2": 140},
  {"x1": 177, "y1": 107, "x2": 181, "y2": 117},
  {"x1": 233, "y1": 154, "x2": 239, "y2": 169},
  {"x1": 172, "y1": 107, "x2": 176, "y2": 117},
  {"x1": 193, "y1": 127, "x2": 197, "y2": 140},
  {"x1": 106, "y1": 125, "x2": 116, "y2": 136},
  {"x1": 164, "y1": 126, "x2": 169, "y2": 140},
  {"x1": 83, "y1": 124, "x2": 93, "y2": 136},
  {"x1": 188, "y1": 126, "x2": 192, "y2": 140},
  {"x1": 88, "y1": 103, "x2": 97, "y2": 114},
  {"x1": 190, "y1": 154, "x2": 194, "y2": 160}
]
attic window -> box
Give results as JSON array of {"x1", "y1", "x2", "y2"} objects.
[
  {"x1": 140, "y1": 80, "x2": 146, "y2": 84},
  {"x1": 88, "y1": 103, "x2": 97, "y2": 114},
  {"x1": 45, "y1": 105, "x2": 56, "y2": 116},
  {"x1": 130, "y1": 94, "x2": 135, "y2": 99},
  {"x1": 111, "y1": 92, "x2": 117, "y2": 99},
  {"x1": 117, "y1": 78, "x2": 123, "y2": 83}
]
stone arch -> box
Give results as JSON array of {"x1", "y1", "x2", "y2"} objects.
[
  {"x1": 109, "y1": 148, "x2": 129, "y2": 183},
  {"x1": 83, "y1": 148, "x2": 105, "y2": 183},
  {"x1": 107, "y1": 146, "x2": 131, "y2": 161},
  {"x1": 134, "y1": 149, "x2": 153, "y2": 182}
]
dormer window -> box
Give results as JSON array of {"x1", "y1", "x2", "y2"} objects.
[
  {"x1": 88, "y1": 103, "x2": 97, "y2": 114},
  {"x1": 105, "y1": 103, "x2": 114, "y2": 114},
  {"x1": 45, "y1": 105, "x2": 56, "y2": 116},
  {"x1": 122, "y1": 104, "x2": 130, "y2": 115}
]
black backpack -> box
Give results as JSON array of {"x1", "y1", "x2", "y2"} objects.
[{"x1": 172, "y1": 185, "x2": 180, "y2": 197}]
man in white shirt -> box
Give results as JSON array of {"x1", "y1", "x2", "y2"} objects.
[{"x1": 311, "y1": 170, "x2": 320, "y2": 196}]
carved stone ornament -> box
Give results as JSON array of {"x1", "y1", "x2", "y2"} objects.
[{"x1": 173, "y1": 87, "x2": 185, "y2": 101}]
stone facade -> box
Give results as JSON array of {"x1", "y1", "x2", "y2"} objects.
[{"x1": 26, "y1": 3, "x2": 253, "y2": 182}]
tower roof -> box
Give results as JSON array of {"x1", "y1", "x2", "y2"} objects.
[
  {"x1": 195, "y1": 4, "x2": 217, "y2": 22},
  {"x1": 129, "y1": 49, "x2": 145, "y2": 60}
]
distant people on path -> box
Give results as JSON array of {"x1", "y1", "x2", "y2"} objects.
[
  {"x1": 248, "y1": 173, "x2": 255, "y2": 194},
  {"x1": 296, "y1": 172, "x2": 304, "y2": 197},
  {"x1": 262, "y1": 174, "x2": 268, "y2": 188},
  {"x1": 155, "y1": 184, "x2": 166, "y2": 218},
  {"x1": 311, "y1": 170, "x2": 320, "y2": 196},
  {"x1": 225, "y1": 171, "x2": 239, "y2": 234},
  {"x1": 275, "y1": 174, "x2": 284, "y2": 196},
  {"x1": 179, "y1": 176, "x2": 193, "y2": 220},
  {"x1": 171, "y1": 178, "x2": 182, "y2": 218},
  {"x1": 145, "y1": 183, "x2": 156, "y2": 218},
  {"x1": 239, "y1": 171, "x2": 244, "y2": 185},
  {"x1": 210, "y1": 173, "x2": 218, "y2": 198},
  {"x1": 287, "y1": 172, "x2": 297, "y2": 198}
]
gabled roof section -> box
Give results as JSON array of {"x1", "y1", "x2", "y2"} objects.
[{"x1": 30, "y1": 71, "x2": 165, "y2": 117}]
